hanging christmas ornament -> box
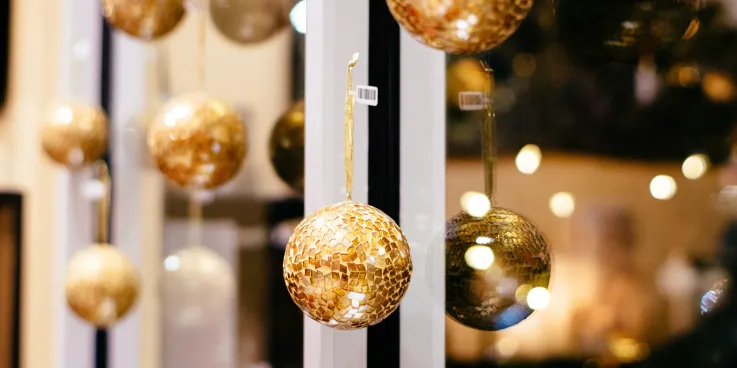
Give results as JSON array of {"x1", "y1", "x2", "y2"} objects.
[
  {"x1": 556, "y1": 0, "x2": 702, "y2": 64},
  {"x1": 283, "y1": 54, "x2": 412, "y2": 330},
  {"x1": 269, "y1": 100, "x2": 304, "y2": 192},
  {"x1": 386, "y1": 0, "x2": 534, "y2": 54},
  {"x1": 210, "y1": 0, "x2": 289, "y2": 44},
  {"x1": 701, "y1": 278, "x2": 729, "y2": 316},
  {"x1": 447, "y1": 58, "x2": 489, "y2": 109},
  {"x1": 148, "y1": 9, "x2": 247, "y2": 189},
  {"x1": 65, "y1": 162, "x2": 141, "y2": 327},
  {"x1": 445, "y1": 62, "x2": 552, "y2": 331},
  {"x1": 41, "y1": 104, "x2": 108, "y2": 169},
  {"x1": 161, "y1": 195, "x2": 235, "y2": 327},
  {"x1": 102, "y1": 0, "x2": 186, "y2": 40}
]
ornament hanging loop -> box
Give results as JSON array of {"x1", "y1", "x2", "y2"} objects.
[
  {"x1": 480, "y1": 61, "x2": 496, "y2": 202},
  {"x1": 94, "y1": 160, "x2": 112, "y2": 244},
  {"x1": 197, "y1": 7, "x2": 207, "y2": 91},
  {"x1": 345, "y1": 53, "x2": 359, "y2": 201},
  {"x1": 188, "y1": 191, "x2": 204, "y2": 248}
]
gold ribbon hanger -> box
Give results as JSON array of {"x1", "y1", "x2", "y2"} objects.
[
  {"x1": 345, "y1": 53, "x2": 359, "y2": 201},
  {"x1": 480, "y1": 61, "x2": 496, "y2": 203}
]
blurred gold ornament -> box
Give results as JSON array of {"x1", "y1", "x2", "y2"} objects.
[
  {"x1": 162, "y1": 246, "x2": 236, "y2": 326},
  {"x1": 446, "y1": 62, "x2": 551, "y2": 330},
  {"x1": 386, "y1": 0, "x2": 533, "y2": 54},
  {"x1": 41, "y1": 104, "x2": 108, "y2": 168},
  {"x1": 148, "y1": 93, "x2": 247, "y2": 189},
  {"x1": 102, "y1": 0, "x2": 186, "y2": 40},
  {"x1": 701, "y1": 278, "x2": 729, "y2": 315},
  {"x1": 446, "y1": 208, "x2": 551, "y2": 330},
  {"x1": 269, "y1": 100, "x2": 305, "y2": 192},
  {"x1": 283, "y1": 53, "x2": 412, "y2": 330},
  {"x1": 447, "y1": 58, "x2": 489, "y2": 108},
  {"x1": 66, "y1": 244, "x2": 141, "y2": 327},
  {"x1": 210, "y1": 0, "x2": 289, "y2": 44}
]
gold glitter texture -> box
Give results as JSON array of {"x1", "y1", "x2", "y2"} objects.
[
  {"x1": 387, "y1": 0, "x2": 534, "y2": 54},
  {"x1": 102, "y1": 0, "x2": 185, "y2": 40},
  {"x1": 269, "y1": 100, "x2": 305, "y2": 192},
  {"x1": 148, "y1": 93, "x2": 247, "y2": 189},
  {"x1": 283, "y1": 201, "x2": 413, "y2": 330},
  {"x1": 446, "y1": 208, "x2": 551, "y2": 331},
  {"x1": 66, "y1": 244, "x2": 141, "y2": 327},
  {"x1": 41, "y1": 104, "x2": 108, "y2": 169}
]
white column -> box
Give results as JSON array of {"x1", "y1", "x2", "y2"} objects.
[
  {"x1": 304, "y1": 1, "x2": 369, "y2": 367},
  {"x1": 109, "y1": 31, "x2": 164, "y2": 368},
  {"x1": 54, "y1": 1, "x2": 102, "y2": 367},
  {"x1": 399, "y1": 32, "x2": 446, "y2": 368}
]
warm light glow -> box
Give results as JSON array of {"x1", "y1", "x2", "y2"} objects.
[
  {"x1": 55, "y1": 106, "x2": 74, "y2": 125},
  {"x1": 703, "y1": 71, "x2": 736, "y2": 102},
  {"x1": 164, "y1": 255, "x2": 180, "y2": 272},
  {"x1": 549, "y1": 192, "x2": 575, "y2": 218},
  {"x1": 609, "y1": 338, "x2": 649, "y2": 363},
  {"x1": 513, "y1": 53, "x2": 537, "y2": 78},
  {"x1": 461, "y1": 191, "x2": 491, "y2": 218},
  {"x1": 475, "y1": 236, "x2": 493, "y2": 245},
  {"x1": 464, "y1": 245, "x2": 494, "y2": 271},
  {"x1": 290, "y1": 0, "x2": 307, "y2": 34},
  {"x1": 515, "y1": 144, "x2": 541, "y2": 174},
  {"x1": 526, "y1": 287, "x2": 550, "y2": 310},
  {"x1": 650, "y1": 175, "x2": 677, "y2": 200},
  {"x1": 496, "y1": 337, "x2": 519, "y2": 357},
  {"x1": 682, "y1": 154, "x2": 709, "y2": 180}
]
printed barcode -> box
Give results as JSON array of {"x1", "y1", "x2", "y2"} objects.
[
  {"x1": 458, "y1": 91, "x2": 487, "y2": 111},
  {"x1": 355, "y1": 85, "x2": 379, "y2": 106}
]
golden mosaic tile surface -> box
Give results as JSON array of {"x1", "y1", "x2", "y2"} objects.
[
  {"x1": 102, "y1": 0, "x2": 185, "y2": 40},
  {"x1": 387, "y1": 0, "x2": 533, "y2": 54},
  {"x1": 41, "y1": 104, "x2": 108, "y2": 169},
  {"x1": 283, "y1": 201, "x2": 413, "y2": 330},
  {"x1": 148, "y1": 93, "x2": 247, "y2": 190},
  {"x1": 446, "y1": 207, "x2": 551, "y2": 331},
  {"x1": 66, "y1": 244, "x2": 140, "y2": 327}
]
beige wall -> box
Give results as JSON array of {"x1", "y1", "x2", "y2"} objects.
[{"x1": 2, "y1": 1, "x2": 61, "y2": 368}]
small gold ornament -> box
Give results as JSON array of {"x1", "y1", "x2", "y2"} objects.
[
  {"x1": 447, "y1": 58, "x2": 489, "y2": 109},
  {"x1": 210, "y1": 0, "x2": 289, "y2": 44},
  {"x1": 445, "y1": 62, "x2": 551, "y2": 330},
  {"x1": 701, "y1": 278, "x2": 729, "y2": 316},
  {"x1": 269, "y1": 100, "x2": 304, "y2": 192},
  {"x1": 102, "y1": 0, "x2": 186, "y2": 40},
  {"x1": 66, "y1": 244, "x2": 141, "y2": 327},
  {"x1": 147, "y1": 93, "x2": 247, "y2": 189},
  {"x1": 283, "y1": 54, "x2": 413, "y2": 330},
  {"x1": 386, "y1": 0, "x2": 533, "y2": 54},
  {"x1": 41, "y1": 104, "x2": 108, "y2": 168}
]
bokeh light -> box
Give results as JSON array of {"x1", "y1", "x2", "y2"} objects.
[
  {"x1": 515, "y1": 144, "x2": 541, "y2": 174},
  {"x1": 549, "y1": 192, "x2": 575, "y2": 218},
  {"x1": 496, "y1": 337, "x2": 520, "y2": 358},
  {"x1": 464, "y1": 245, "x2": 495, "y2": 271},
  {"x1": 681, "y1": 153, "x2": 709, "y2": 180},
  {"x1": 650, "y1": 175, "x2": 677, "y2": 200},
  {"x1": 460, "y1": 191, "x2": 491, "y2": 218},
  {"x1": 526, "y1": 287, "x2": 550, "y2": 310},
  {"x1": 290, "y1": 0, "x2": 306, "y2": 34}
]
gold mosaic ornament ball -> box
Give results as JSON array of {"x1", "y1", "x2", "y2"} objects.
[
  {"x1": 446, "y1": 207, "x2": 552, "y2": 331},
  {"x1": 701, "y1": 278, "x2": 729, "y2": 316},
  {"x1": 65, "y1": 244, "x2": 141, "y2": 327},
  {"x1": 210, "y1": 0, "x2": 289, "y2": 44},
  {"x1": 161, "y1": 246, "x2": 236, "y2": 327},
  {"x1": 386, "y1": 0, "x2": 534, "y2": 54},
  {"x1": 41, "y1": 104, "x2": 108, "y2": 169},
  {"x1": 148, "y1": 93, "x2": 247, "y2": 189},
  {"x1": 102, "y1": 0, "x2": 186, "y2": 41},
  {"x1": 283, "y1": 201, "x2": 413, "y2": 330},
  {"x1": 269, "y1": 100, "x2": 304, "y2": 192}
]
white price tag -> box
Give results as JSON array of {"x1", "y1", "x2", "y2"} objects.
[
  {"x1": 354, "y1": 85, "x2": 379, "y2": 106},
  {"x1": 458, "y1": 91, "x2": 489, "y2": 111}
]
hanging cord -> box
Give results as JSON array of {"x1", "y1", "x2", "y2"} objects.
[
  {"x1": 344, "y1": 53, "x2": 359, "y2": 201},
  {"x1": 197, "y1": 9, "x2": 207, "y2": 91},
  {"x1": 95, "y1": 161, "x2": 112, "y2": 244},
  {"x1": 188, "y1": 191, "x2": 203, "y2": 247},
  {"x1": 480, "y1": 61, "x2": 496, "y2": 203}
]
